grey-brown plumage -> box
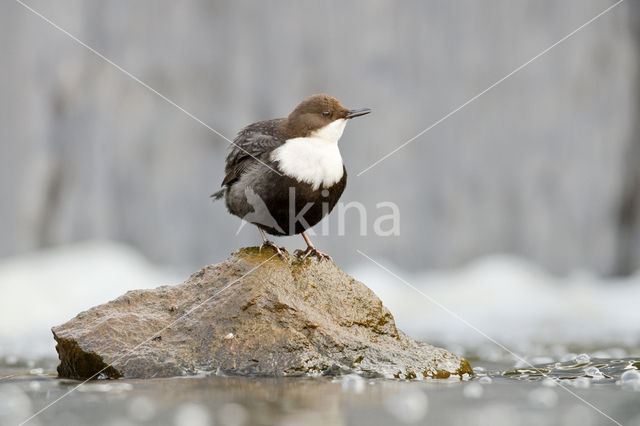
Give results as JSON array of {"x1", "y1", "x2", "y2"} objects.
[{"x1": 212, "y1": 94, "x2": 371, "y2": 259}]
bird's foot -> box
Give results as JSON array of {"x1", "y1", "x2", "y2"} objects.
[
  {"x1": 294, "y1": 246, "x2": 332, "y2": 261},
  {"x1": 260, "y1": 240, "x2": 288, "y2": 258}
]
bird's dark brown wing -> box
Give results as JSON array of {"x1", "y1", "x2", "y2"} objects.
[{"x1": 216, "y1": 119, "x2": 286, "y2": 193}]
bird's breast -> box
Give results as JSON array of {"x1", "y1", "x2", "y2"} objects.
[{"x1": 271, "y1": 137, "x2": 345, "y2": 190}]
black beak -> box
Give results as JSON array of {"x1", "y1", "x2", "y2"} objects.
[{"x1": 346, "y1": 108, "x2": 372, "y2": 119}]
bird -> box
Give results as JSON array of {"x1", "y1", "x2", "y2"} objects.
[{"x1": 211, "y1": 94, "x2": 371, "y2": 259}]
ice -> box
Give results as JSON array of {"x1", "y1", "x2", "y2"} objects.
[
  {"x1": 621, "y1": 369, "x2": 640, "y2": 383},
  {"x1": 478, "y1": 376, "x2": 493, "y2": 384},
  {"x1": 619, "y1": 369, "x2": 640, "y2": 391},
  {"x1": 341, "y1": 374, "x2": 365, "y2": 393},
  {"x1": 528, "y1": 387, "x2": 558, "y2": 408},
  {"x1": 584, "y1": 366, "x2": 603, "y2": 379},
  {"x1": 384, "y1": 390, "x2": 428, "y2": 423},
  {"x1": 174, "y1": 403, "x2": 211, "y2": 426},
  {"x1": 463, "y1": 383, "x2": 484, "y2": 398},
  {"x1": 575, "y1": 354, "x2": 590, "y2": 364},
  {"x1": 28, "y1": 368, "x2": 43, "y2": 375}
]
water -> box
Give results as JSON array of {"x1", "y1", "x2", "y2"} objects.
[
  {"x1": 2, "y1": 244, "x2": 640, "y2": 424},
  {"x1": 1, "y1": 352, "x2": 640, "y2": 426}
]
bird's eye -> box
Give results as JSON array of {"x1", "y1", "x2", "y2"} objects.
[{"x1": 322, "y1": 111, "x2": 331, "y2": 117}]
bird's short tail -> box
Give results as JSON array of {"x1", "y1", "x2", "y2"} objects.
[{"x1": 210, "y1": 188, "x2": 226, "y2": 200}]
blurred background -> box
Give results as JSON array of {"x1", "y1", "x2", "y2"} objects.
[{"x1": 1, "y1": 0, "x2": 639, "y2": 360}]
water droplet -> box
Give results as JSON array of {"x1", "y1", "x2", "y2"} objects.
[
  {"x1": 28, "y1": 381, "x2": 41, "y2": 391},
  {"x1": 541, "y1": 378, "x2": 558, "y2": 387},
  {"x1": 478, "y1": 376, "x2": 492, "y2": 384},
  {"x1": 528, "y1": 387, "x2": 558, "y2": 408},
  {"x1": 341, "y1": 374, "x2": 365, "y2": 393},
  {"x1": 463, "y1": 383, "x2": 483, "y2": 398}
]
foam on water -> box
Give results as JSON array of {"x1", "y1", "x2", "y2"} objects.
[
  {"x1": 348, "y1": 255, "x2": 640, "y2": 357},
  {"x1": 2, "y1": 242, "x2": 640, "y2": 362},
  {"x1": 0, "y1": 241, "x2": 185, "y2": 358}
]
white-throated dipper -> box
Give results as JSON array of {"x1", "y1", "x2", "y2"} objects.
[{"x1": 211, "y1": 94, "x2": 371, "y2": 259}]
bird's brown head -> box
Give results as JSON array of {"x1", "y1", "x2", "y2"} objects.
[{"x1": 284, "y1": 94, "x2": 371, "y2": 139}]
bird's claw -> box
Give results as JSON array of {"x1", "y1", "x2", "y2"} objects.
[
  {"x1": 294, "y1": 246, "x2": 332, "y2": 261},
  {"x1": 260, "y1": 241, "x2": 288, "y2": 258}
]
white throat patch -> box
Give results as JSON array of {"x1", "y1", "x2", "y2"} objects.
[{"x1": 271, "y1": 119, "x2": 347, "y2": 190}]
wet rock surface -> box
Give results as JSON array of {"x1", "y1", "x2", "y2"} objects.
[{"x1": 52, "y1": 248, "x2": 471, "y2": 380}]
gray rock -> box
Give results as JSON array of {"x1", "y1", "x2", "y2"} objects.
[{"x1": 52, "y1": 247, "x2": 472, "y2": 380}]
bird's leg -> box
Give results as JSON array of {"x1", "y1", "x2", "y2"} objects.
[
  {"x1": 258, "y1": 228, "x2": 288, "y2": 258},
  {"x1": 294, "y1": 232, "x2": 332, "y2": 261}
]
